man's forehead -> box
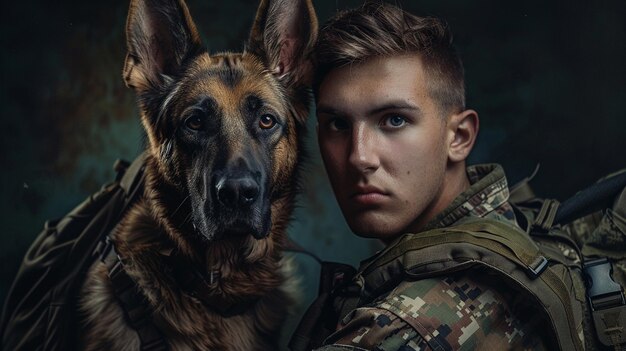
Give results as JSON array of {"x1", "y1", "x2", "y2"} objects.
[
  {"x1": 327, "y1": 54, "x2": 425, "y2": 81},
  {"x1": 316, "y1": 55, "x2": 431, "y2": 117}
]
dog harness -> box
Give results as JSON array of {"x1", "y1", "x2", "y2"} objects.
[
  {"x1": 96, "y1": 235, "x2": 263, "y2": 350},
  {"x1": 98, "y1": 236, "x2": 169, "y2": 351}
]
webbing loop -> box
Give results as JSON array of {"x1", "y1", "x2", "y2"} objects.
[{"x1": 533, "y1": 199, "x2": 560, "y2": 232}]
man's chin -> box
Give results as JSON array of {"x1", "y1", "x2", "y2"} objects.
[{"x1": 347, "y1": 217, "x2": 403, "y2": 242}]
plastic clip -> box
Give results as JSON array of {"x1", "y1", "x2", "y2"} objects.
[
  {"x1": 583, "y1": 257, "x2": 626, "y2": 347},
  {"x1": 528, "y1": 256, "x2": 548, "y2": 278}
]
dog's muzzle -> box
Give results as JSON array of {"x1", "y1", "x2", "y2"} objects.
[
  {"x1": 215, "y1": 175, "x2": 260, "y2": 208},
  {"x1": 210, "y1": 171, "x2": 270, "y2": 240}
]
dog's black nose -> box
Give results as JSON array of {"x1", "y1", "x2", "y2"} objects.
[{"x1": 216, "y1": 176, "x2": 260, "y2": 208}]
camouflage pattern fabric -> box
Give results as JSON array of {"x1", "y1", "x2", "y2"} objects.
[
  {"x1": 316, "y1": 164, "x2": 550, "y2": 351},
  {"x1": 423, "y1": 164, "x2": 518, "y2": 232}
]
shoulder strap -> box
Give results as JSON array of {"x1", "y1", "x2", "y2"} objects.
[
  {"x1": 358, "y1": 218, "x2": 583, "y2": 351},
  {"x1": 119, "y1": 152, "x2": 147, "y2": 197},
  {"x1": 90, "y1": 152, "x2": 146, "y2": 260},
  {"x1": 288, "y1": 261, "x2": 357, "y2": 351},
  {"x1": 100, "y1": 237, "x2": 168, "y2": 351},
  {"x1": 361, "y1": 220, "x2": 548, "y2": 281},
  {"x1": 94, "y1": 153, "x2": 168, "y2": 350}
]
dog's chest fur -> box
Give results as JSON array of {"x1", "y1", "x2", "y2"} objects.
[
  {"x1": 80, "y1": 269, "x2": 287, "y2": 351},
  {"x1": 79, "y1": 200, "x2": 292, "y2": 351}
]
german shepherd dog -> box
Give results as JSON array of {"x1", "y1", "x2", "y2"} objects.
[{"x1": 79, "y1": 0, "x2": 317, "y2": 349}]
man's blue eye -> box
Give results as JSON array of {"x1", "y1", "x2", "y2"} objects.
[{"x1": 386, "y1": 115, "x2": 406, "y2": 127}]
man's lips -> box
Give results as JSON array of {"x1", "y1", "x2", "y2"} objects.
[{"x1": 351, "y1": 185, "x2": 389, "y2": 205}]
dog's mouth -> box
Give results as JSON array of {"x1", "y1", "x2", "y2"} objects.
[
  {"x1": 190, "y1": 204, "x2": 271, "y2": 242},
  {"x1": 222, "y1": 219, "x2": 269, "y2": 240}
]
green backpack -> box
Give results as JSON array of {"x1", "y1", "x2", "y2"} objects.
[
  {"x1": 290, "y1": 171, "x2": 626, "y2": 351},
  {"x1": 0, "y1": 154, "x2": 147, "y2": 351}
]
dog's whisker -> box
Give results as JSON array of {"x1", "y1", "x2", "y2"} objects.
[
  {"x1": 171, "y1": 195, "x2": 190, "y2": 217},
  {"x1": 182, "y1": 211, "x2": 193, "y2": 226}
]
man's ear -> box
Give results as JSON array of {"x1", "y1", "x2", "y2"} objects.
[
  {"x1": 123, "y1": 0, "x2": 203, "y2": 92},
  {"x1": 247, "y1": 0, "x2": 318, "y2": 87},
  {"x1": 447, "y1": 109, "x2": 479, "y2": 163}
]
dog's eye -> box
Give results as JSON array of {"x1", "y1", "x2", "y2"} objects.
[
  {"x1": 185, "y1": 115, "x2": 204, "y2": 131},
  {"x1": 259, "y1": 114, "x2": 277, "y2": 129}
]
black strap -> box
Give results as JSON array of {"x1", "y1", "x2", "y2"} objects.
[
  {"x1": 163, "y1": 251, "x2": 259, "y2": 318},
  {"x1": 119, "y1": 152, "x2": 147, "y2": 198},
  {"x1": 288, "y1": 292, "x2": 330, "y2": 351},
  {"x1": 288, "y1": 261, "x2": 357, "y2": 351},
  {"x1": 100, "y1": 237, "x2": 169, "y2": 351}
]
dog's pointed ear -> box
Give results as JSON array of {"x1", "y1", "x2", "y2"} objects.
[
  {"x1": 247, "y1": 0, "x2": 318, "y2": 87},
  {"x1": 123, "y1": 0, "x2": 203, "y2": 92}
]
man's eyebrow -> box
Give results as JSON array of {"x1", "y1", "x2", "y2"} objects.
[
  {"x1": 368, "y1": 101, "x2": 422, "y2": 115},
  {"x1": 316, "y1": 100, "x2": 422, "y2": 117},
  {"x1": 316, "y1": 105, "x2": 345, "y2": 116}
]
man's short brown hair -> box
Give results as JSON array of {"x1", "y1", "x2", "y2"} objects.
[{"x1": 314, "y1": 1, "x2": 465, "y2": 115}]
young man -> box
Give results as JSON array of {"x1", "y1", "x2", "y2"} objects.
[{"x1": 297, "y1": 2, "x2": 553, "y2": 350}]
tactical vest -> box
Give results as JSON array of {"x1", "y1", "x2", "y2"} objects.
[{"x1": 290, "y1": 171, "x2": 626, "y2": 351}]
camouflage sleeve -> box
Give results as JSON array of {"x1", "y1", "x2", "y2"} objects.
[
  {"x1": 315, "y1": 307, "x2": 429, "y2": 351},
  {"x1": 317, "y1": 273, "x2": 549, "y2": 351}
]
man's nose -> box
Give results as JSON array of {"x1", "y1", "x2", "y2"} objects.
[{"x1": 348, "y1": 124, "x2": 380, "y2": 173}]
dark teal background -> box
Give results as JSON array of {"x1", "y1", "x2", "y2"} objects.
[{"x1": 1, "y1": 0, "x2": 625, "y2": 345}]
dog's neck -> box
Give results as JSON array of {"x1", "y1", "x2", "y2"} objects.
[{"x1": 155, "y1": 246, "x2": 261, "y2": 316}]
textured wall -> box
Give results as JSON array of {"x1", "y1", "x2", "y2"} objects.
[{"x1": 1, "y1": 0, "x2": 625, "y2": 346}]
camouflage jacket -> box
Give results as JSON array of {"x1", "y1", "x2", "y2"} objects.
[{"x1": 315, "y1": 164, "x2": 549, "y2": 351}]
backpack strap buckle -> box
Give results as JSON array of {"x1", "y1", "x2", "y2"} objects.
[
  {"x1": 528, "y1": 255, "x2": 548, "y2": 278},
  {"x1": 94, "y1": 235, "x2": 115, "y2": 259},
  {"x1": 583, "y1": 258, "x2": 626, "y2": 347},
  {"x1": 584, "y1": 258, "x2": 625, "y2": 310}
]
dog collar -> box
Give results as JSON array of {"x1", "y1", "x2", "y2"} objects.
[{"x1": 163, "y1": 249, "x2": 259, "y2": 317}]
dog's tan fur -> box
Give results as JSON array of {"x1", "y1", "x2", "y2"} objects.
[{"x1": 79, "y1": 0, "x2": 317, "y2": 349}]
